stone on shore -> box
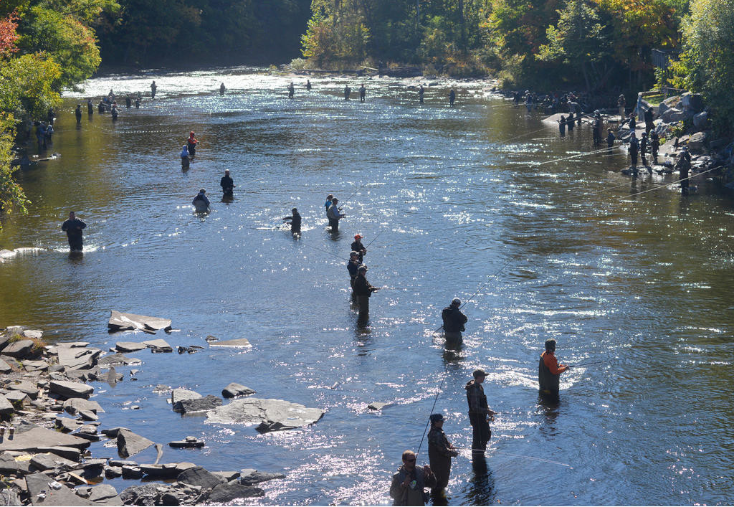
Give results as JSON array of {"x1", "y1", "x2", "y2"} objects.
[
  {"x1": 206, "y1": 397, "x2": 324, "y2": 432},
  {"x1": 8, "y1": 380, "x2": 39, "y2": 399},
  {"x1": 142, "y1": 339, "x2": 172, "y2": 353},
  {"x1": 209, "y1": 338, "x2": 251, "y2": 348},
  {"x1": 5, "y1": 391, "x2": 28, "y2": 406},
  {"x1": 30, "y1": 452, "x2": 76, "y2": 472},
  {"x1": 98, "y1": 353, "x2": 141, "y2": 367},
  {"x1": 0, "y1": 426, "x2": 90, "y2": 452},
  {"x1": 0, "y1": 395, "x2": 15, "y2": 415},
  {"x1": 222, "y1": 382, "x2": 255, "y2": 398},
  {"x1": 108, "y1": 311, "x2": 172, "y2": 333},
  {"x1": 22, "y1": 359, "x2": 48, "y2": 372},
  {"x1": 56, "y1": 347, "x2": 101, "y2": 370},
  {"x1": 0, "y1": 452, "x2": 31, "y2": 474},
  {"x1": 56, "y1": 417, "x2": 82, "y2": 433},
  {"x1": 179, "y1": 396, "x2": 222, "y2": 414},
  {"x1": 49, "y1": 380, "x2": 93, "y2": 399},
  {"x1": 206, "y1": 483, "x2": 265, "y2": 502},
  {"x1": 114, "y1": 342, "x2": 147, "y2": 353},
  {"x1": 239, "y1": 469, "x2": 286, "y2": 486},
  {"x1": 2, "y1": 339, "x2": 35, "y2": 358},
  {"x1": 177, "y1": 466, "x2": 223, "y2": 490},
  {"x1": 0, "y1": 357, "x2": 11, "y2": 373},
  {"x1": 64, "y1": 397, "x2": 104, "y2": 415},
  {"x1": 26, "y1": 472, "x2": 96, "y2": 506},
  {"x1": 0, "y1": 491, "x2": 20, "y2": 506},
  {"x1": 117, "y1": 429, "x2": 154, "y2": 458},
  {"x1": 171, "y1": 389, "x2": 202, "y2": 412}
]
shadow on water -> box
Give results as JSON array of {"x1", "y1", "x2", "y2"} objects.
[
  {"x1": 462, "y1": 457, "x2": 495, "y2": 506},
  {"x1": 537, "y1": 392, "x2": 561, "y2": 439}
]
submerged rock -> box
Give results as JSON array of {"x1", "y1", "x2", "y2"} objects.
[
  {"x1": 367, "y1": 402, "x2": 390, "y2": 411},
  {"x1": 114, "y1": 342, "x2": 147, "y2": 353},
  {"x1": 222, "y1": 382, "x2": 255, "y2": 398},
  {"x1": 239, "y1": 469, "x2": 286, "y2": 486},
  {"x1": 209, "y1": 338, "x2": 251, "y2": 348},
  {"x1": 206, "y1": 397, "x2": 324, "y2": 432},
  {"x1": 171, "y1": 389, "x2": 202, "y2": 412}
]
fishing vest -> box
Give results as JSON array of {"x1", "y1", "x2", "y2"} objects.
[{"x1": 538, "y1": 355, "x2": 560, "y2": 393}]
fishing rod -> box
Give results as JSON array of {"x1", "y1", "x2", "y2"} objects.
[
  {"x1": 364, "y1": 230, "x2": 383, "y2": 248},
  {"x1": 569, "y1": 360, "x2": 605, "y2": 368},
  {"x1": 340, "y1": 181, "x2": 373, "y2": 206},
  {"x1": 450, "y1": 448, "x2": 573, "y2": 468},
  {"x1": 535, "y1": 145, "x2": 616, "y2": 166},
  {"x1": 416, "y1": 375, "x2": 446, "y2": 456},
  {"x1": 621, "y1": 164, "x2": 724, "y2": 200}
]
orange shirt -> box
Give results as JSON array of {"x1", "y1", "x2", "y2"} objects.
[{"x1": 542, "y1": 351, "x2": 568, "y2": 375}]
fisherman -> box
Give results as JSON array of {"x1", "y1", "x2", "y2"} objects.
[
  {"x1": 324, "y1": 194, "x2": 333, "y2": 215},
  {"x1": 538, "y1": 338, "x2": 569, "y2": 396},
  {"x1": 134, "y1": 96, "x2": 140, "y2": 109},
  {"x1": 442, "y1": 298, "x2": 467, "y2": 343},
  {"x1": 306, "y1": 79, "x2": 312, "y2": 91},
  {"x1": 187, "y1": 131, "x2": 198, "y2": 156},
  {"x1": 36, "y1": 122, "x2": 46, "y2": 149},
  {"x1": 606, "y1": 128, "x2": 615, "y2": 148},
  {"x1": 347, "y1": 251, "x2": 360, "y2": 300},
  {"x1": 125, "y1": 95, "x2": 132, "y2": 108},
  {"x1": 327, "y1": 197, "x2": 345, "y2": 232},
  {"x1": 45, "y1": 123, "x2": 54, "y2": 144},
  {"x1": 282, "y1": 207, "x2": 302, "y2": 234},
  {"x1": 617, "y1": 93, "x2": 626, "y2": 121},
  {"x1": 344, "y1": 84, "x2": 351, "y2": 100},
  {"x1": 629, "y1": 132, "x2": 639, "y2": 170},
  {"x1": 650, "y1": 131, "x2": 660, "y2": 164},
  {"x1": 389, "y1": 450, "x2": 436, "y2": 506},
  {"x1": 558, "y1": 115, "x2": 566, "y2": 137},
  {"x1": 525, "y1": 92, "x2": 533, "y2": 112},
  {"x1": 180, "y1": 145, "x2": 190, "y2": 167},
  {"x1": 353, "y1": 265, "x2": 378, "y2": 325},
  {"x1": 676, "y1": 147, "x2": 692, "y2": 195},
  {"x1": 220, "y1": 82, "x2": 226, "y2": 95},
  {"x1": 75, "y1": 104, "x2": 82, "y2": 124},
  {"x1": 465, "y1": 369, "x2": 495, "y2": 455},
  {"x1": 220, "y1": 169, "x2": 234, "y2": 195},
  {"x1": 628, "y1": 113, "x2": 636, "y2": 132},
  {"x1": 593, "y1": 112, "x2": 602, "y2": 146},
  {"x1": 192, "y1": 189, "x2": 210, "y2": 212},
  {"x1": 288, "y1": 82, "x2": 295, "y2": 99},
  {"x1": 61, "y1": 211, "x2": 87, "y2": 252},
  {"x1": 47, "y1": 108, "x2": 55, "y2": 125},
  {"x1": 87, "y1": 98, "x2": 94, "y2": 115},
  {"x1": 419, "y1": 84, "x2": 425, "y2": 104},
  {"x1": 98, "y1": 100, "x2": 106, "y2": 114},
  {"x1": 640, "y1": 132, "x2": 649, "y2": 170},
  {"x1": 359, "y1": 84, "x2": 366, "y2": 102},
  {"x1": 151, "y1": 80, "x2": 157, "y2": 99},
  {"x1": 644, "y1": 106, "x2": 654, "y2": 134},
  {"x1": 449, "y1": 89, "x2": 455, "y2": 107},
  {"x1": 567, "y1": 111, "x2": 574, "y2": 131},
  {"x1": 111, "y1": 103, "x2": 118, "y2": 120},
  {"x1": 513, "y1": 91, "x2": 520, "y2": 106},
  {"x1": 351, "y1": 234, "x2": 366, "y2": 263},
  {"x1": 427, "y1": 414, "x2": 459, "y2": 499}
]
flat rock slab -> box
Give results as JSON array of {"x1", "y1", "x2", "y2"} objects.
[
  {"x1": 239, "y1": 469, "x2": 286, "y2": 486},
  {"x1": 222, "y1": 382, "x2": 255, "y2": 398},
  {"x1": 26, "y1": 472, "x2": 95, "y2": 506},
  {"x1": 22, "y1": 360, "x2": 48, "y2": 372},
  {"x1": 0, "y1": 395, "x2": 14, "y2": 415},
  {"x1": 0, "y1": 426, "x2": 90, "y2": 452},
  {"x1": 207, "y1": 483, "x2": 264, "y2": 502},
  {"x1": 368, "y1": 402, "x2": 390, "y2": 411},
  {"x1": 142, "y1": 339, "x2": 172, "y2": 353},
  {"x1": 3, "y1": 339, "x2": 35, "y2": 358},
  {"x1": 209, "y1": 338, "x2": 251, "y2": 348},
  {"x1": 57, "y1": 347, "x2": 101, "y2": 371},
  {"x1": 30, "y1": 453, "x2": 76, "y2": 472},
  {"x1": 49, "y1": 380, "x2": 93, "y2": 399},
  {"x1": 114, "y1": 342, "x2": 147, "y2": 353},
  {"x1": 179, "y1": 395, "x2": 222, "y2": 414},
  {"x1": 117, "y1": 429, "x2": 154, "y2": 458},
  {"x1": 206, "y1": 397, "x2": 324, "y2": 432},
  {"x1": 0, "y1": 452, "x2": 31, "y2": 474},
  {"x1": 171, "y1": 389, "x2": 201, "y2": 412},
  {"x1": 8, "y1": 380, "x2": 39, "y2": 399},
  {"x1": 168, "y1": 438, "x2": 205, "y2": 449},
  {"x1": 64, "y1": 398, "x2": 104, "y2": 415},
  {"x1": 0, "y1": 358, "x2": 11, "y2": 373},
  {"x1": 177, "y1": 466, "x2": 223, "y2": 490},
  {"x1": 108, "y1": 311, "x2": 172, "y2": 333},
  {"x1": 97, "y1": 353, "x2": 141, "y2": 367}
]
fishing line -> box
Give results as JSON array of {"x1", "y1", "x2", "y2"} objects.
[
  {"x1": 620, "y1": 164, "x2": 723, "y2": 200},
  {"x1": 535, "y1": 145, "x2": 616, "y2": 166},
  {"x1": 416, "y1": 375, "x2": 446, "y2": 456}
]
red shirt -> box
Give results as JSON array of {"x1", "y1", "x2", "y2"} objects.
[{"x1": 542, "y1": 351, "x2": 568, "y2": 375}]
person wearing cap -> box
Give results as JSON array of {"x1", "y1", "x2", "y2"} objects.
[
  {"x1": 676, "y1": 146, "x2": 691, "y2": 195},
  {"x1": 192, "y1": 188, "x2": 210, "y2": 212},
  {"x1": 187, "y1": 131, "x2": 198, "y2": 156},
  {"x1": 389, "y1": 450, "x2": 436, "y2": 506},
  {"x1": 282, "y1": 207, "x2": 301, "y2": 234},
  {"x1": 220, "y1": 169, "x2": 234, "y2": 195},
  {"x1": 538, "y1": 338, "x2": 569, "y2": 396},
  {"x1": 351, "y1": 234, "x2": 366, "y2": 263},
  {"x1": 75, "y1": 104, "x2": 82, "y2": 124},
  {"x1": 629, "y1": 131, "x2": 639, "y2": 170},
  {"x1": 324, "y1": 194, "x2": 333, "y2": 215},
  {"x1": 347, "y1": 251, "x2": 361, "y2": 300},
  {"x1": 353, "y1": 264, "x2": 378, "y2": 325},
  {"x1": 606, "y1": 128, "x2": 615, "y2": 148},
  {"x1": 465, "y1": 369, "x2": 496, "y2": 455},
  {"x1": 441, "y1": 299, "x2": 467, "y2": 343},
  {"x1": 61, "y1": 211, "x2": 86, "y2": 252},
  {"x1": 650, "y1": 130, "x2": 660, "y2": 163},
  {"x1": 327, "y1": 197, "x2": 345, "y2": 232},
  {"x1": 644, "y1": 106, "x2": 654, "y2": 134},
  {"x1": 427, "y1": 414, "x2": 458, "y2": 498}
]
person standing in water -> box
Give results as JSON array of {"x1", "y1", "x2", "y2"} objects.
[
  {"x1": 180, "y1": 145, "x2": 190, "y2": 167},
  {"x1": 449, "y1": 89, "x2": 455, "y2": 107},
  {"x1": 220, "y1": 169, "x2": 234, "y2": 195},
  {"x1": 427, "y1": 413, "x2": 459, "y2": 500},
  {"x1": 75, "y1": 104, "x2": 82, "y2": 124},
  {"x1": 351, "y1": 234, "x2": 366, "y2": 263},
  {"x1": 390, "y1": 450, "x2": 436, "y2": 506},
  {"x1": 327, "y1": 197, "x2": 345, "y2": 232},
  {"x1": 220, "y1": 82, "x2": 226, "y2": 95},
  {"x1": 344, "y1": 84, "x2": 351, "y2": 100},
  {"x1": 282, "y1": 207, "x2": 302, "y2": 234},
  {"x1": 419, "y1": 84, "x2": 425, "y2": 104},
  {"x1": 353, "y1": 265, "x2": 379, "y2": 325},
  {"x1": 151, "y1": 80, "x2": 157, "y2": 99},
  {"x1": 61, "y1": 211, "x2": 87, "y2": 252},
  {"x1": 192, "y1": 189, "x2": 210, "y2": 212},
  {"x1": 87, "y1": 98, "x2": 94, "y2": 115},
  {"x1": 288, "y1": 82, "x2": 295, "y2": 99},
  {"x1": 306, "y1": 79, "x2": 312, "y2": 91},
  {"x1": 465, "y1": 369, "x2": 496, "y2": 456},
  {"x1": 442, "y1": 298, "x2": 467, "y2": 343},
  {"x1": 359, "y1": 84, "x2": 366, "y2": 102},
  {"x1": 538, "y1": 338, "x2": 569, "y2": 396},
  {"x1": 187, "y1": 131, "x2": 198, "y2": 156}
]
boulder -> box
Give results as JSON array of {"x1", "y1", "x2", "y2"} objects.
[
  {"x1": 2, "y1": 339, "x2": 35, "y2": 358},
  {"x1": 171, "y1": 389, "x2": 201, "y2": 412},
  {"x1": 64, "y1": 398, "x2": 104, "y2": 416},
  {"x1": 688, "y1": 131, "x2": 708, "y2": 153},
  {"x1": 57, "y1": 347, "x2": 101, "y2": 370},
  {"x1": 98, "y1": 354, "x2": 141, "y2": 368},
  {"x1": 206, "y1": 398, "x2": 324, "y2": 432},
  {"x1": 29, "y1": 453, "x2": 76, "y2": 472},
  {"x1": 78, "y1": 410, "x2": 98, "y2": 421},
  {"x1": 681, "y1": 92, "x2": 705, "y2": 113},
  {"x1": 222, "y1": 383, "x2": 255, "y2": 398},
  {"x1": 25, "y1": 472, "x2": 95, "y2": 506},
  {"x1": 209, "y1": 338, "x2": 251, "y2": 348},
  {"x1": 662, "y1": 107, "x2": 692, "y2": 123},
  {"x1": 101, "y1": 428, "x2": 129, "y2": 439},
  {"x1": 121, "y1": 465, "x2": 143, "y2": 479},
  {"x1": 139, "y1": 463, "x2": 181, "y2": 478},
  {"x1": 56, "y1": 417, "x2": 81, "y2": 433},
  {"x1": 177, "y1": 466, "x2": 223, "y2": 490},
  {"x1": 35, "y1": 446, "x2": 82, "y2": 461},
  {"x1": 142, "y1": 339, "x2": 172, "y2": 353},
  {"x1": 22, "y1": 360, "x2": 48, "y2": 372},
  {"x1": 239, "y1": 469, "x2": 286, "y2": 486},
  {"x1": 114, "y1": 342, "x2": 147, "y2": 353},
  {"x1": 104, "y1": 466, "x2": 122, "y2": 478},
  {"x1": 0, "y1": 357, "x2": 11, "y2": 373},
  {"x1": 84, "y1": 484, "x2": 119, "y2": 503},
  {"x1": 206, "y1": 483, "x2": 264, "y2": 502},
  {"x1": 117, "y1": 429, "x2": 154, "y2": 458},
  {"x1": 4, "y1": 391, "x2": 28, "y2": 406},
  {"x1": 49, "y1": 380, "x2": 93, "y2": 399},
  {"x1": 367, "y1": 402, "x2": 389, "y2": 411},
  {"x1": 108, "y1": 311, "x2": 172, "y2": 333},
  {"x1": 0, "y1": 452, "x2": 31, "y2": 474},
  {"x1": 0, "y1": 395, "x2": 14, "y2": 416},
  {"x1": 211, "y1": 471, "x2": 240, "y2": 482},
  {"x1": 8, "y1": 380, "x2": 39, "y2": 399},
  {"x1": 0, "y1": 426, "x2": 90, "y2": 452},
  {"x1": 693, "y1": 111, "x2": 708, "y2": 129},
  {"x1": 179, "y1": 396, "x2": 222, "y2": 414}
]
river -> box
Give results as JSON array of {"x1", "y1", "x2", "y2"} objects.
[{"x1": 1, "y1": 67, "x2": 733, "y2": 505}]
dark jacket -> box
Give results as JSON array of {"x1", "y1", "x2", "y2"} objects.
[
  {"x1": 284, "y1": 211, "x2": 301, "y2": 230},
  {"x1": 347, "y1": 259, "x2": 360, "y2": 279},
  {"x1": 465, "y1": 380, "x2": 488, "y2": 414},
  {"x1": 441, "y1": 306, "x2": 467, "y2": 333},
  {"x1": 62, "y1": 218, "x2": 86, "y2": 238},
  {"x1": 220, "y1": 176, "x2": 234, "y2": 193},
  {"x1": 353, "y1": 273, "x2": 376, "y2": 297}
]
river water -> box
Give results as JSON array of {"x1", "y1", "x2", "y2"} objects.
[{"x1": 1, "y1": 67, "x2": 733, "y2": 505}]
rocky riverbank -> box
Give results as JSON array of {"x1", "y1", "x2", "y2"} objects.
[{"x1": 0, "y1": 320, "x2": 323, "y2": 505}]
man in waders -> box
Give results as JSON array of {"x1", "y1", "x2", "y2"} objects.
[
  {"x1": 651, "y1": 131, "x2": 660, "y2": 164},
  {"x1": 389, "y1": 450, "x2": 436, "y2": 506},
  {"x1": 427, "y1": 413, "x2": 458, "y2": 501},
  {"x1": 351, "y1": 234, "x2": 366, "y2": 263},
  {"x1": 442, "y1": 298, "x2": 467, "y2": 343},
  {"x1": 353, "y1": 265, "x2": 378, "y2": 326},
  {"x1": 344, "y1": 84, "x2": 351, "y2": 100},
  {"x1": 62, "y1": 211, "x2": 86, "y2": 252},
  {"x1": 75, "y1": 104, "x2": 82, "y2": 124},
  {"x1": 465, "y1": 369, "x2": 495, "y2": 456},
  {"x1": 327, "y1": 198, "x2": 344, "y2": 232},
  {"x1": 282, "y1": 207, "x2": 301, "y2": 234},
  {"x1": 220, "y1": 169, "x2": 234, "y2": 195},
  {"x1": 419, "y1": 84, "x2": 425, "y2": 104},
  {"x1": 151, "y1": 80, "x2": 157, "y2": 99},
  {"x1": 359, "y1": 84, "x2": 366, "y2": 102},
  {"x1": 629, "y1": 132, "x2": 639, "y2": 171},
  {"x1": 677, "y1": 147, "x2": 692, "y2": 195},
  {"x1": 449, "y1": 89, "x2": 455, "y2": 107},
  {"x1": 220, "y1": 82, "x2": 226, "y2": 95},
  {"x1": 288, "y1": 82, "x2": 295, "y2": 99},
  {"x1": 347, "y1": 251, "x2": 361, "y2": 302},
  {"x1": 538, "y1": 338, "x2": 569, "y2": 396}
]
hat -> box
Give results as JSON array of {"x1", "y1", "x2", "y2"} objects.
[
  {"x1": 292, "y1": 207, "x2": 298, "y2": 212},
  {"x1": 358, "y1": 265, "x2": 367, "y2": 272},
  {"x1": 429, "y1": 413, "x2": 444, "y2": 424},
  {"x1": 332, "y1": 198, "x2": 339, "y2": 202},
  {"x1": 225, "y1": 169, "x2": 230, "y2": 173},
  {"x1": 354, "y1": 234, "x2": 362, "y2": 240},
  {"x1": 473, "y1": 369, "x2": 487, "y2": 378},
  {"x1": 327, "y1": 194, "x2": 333, "y2": 199},
  {"x1": 199, "y1": 188, "x2": 206, "y2": 193},
  {"x1": 452, "y1": 298, "x2": 461, "y2": 306}
]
